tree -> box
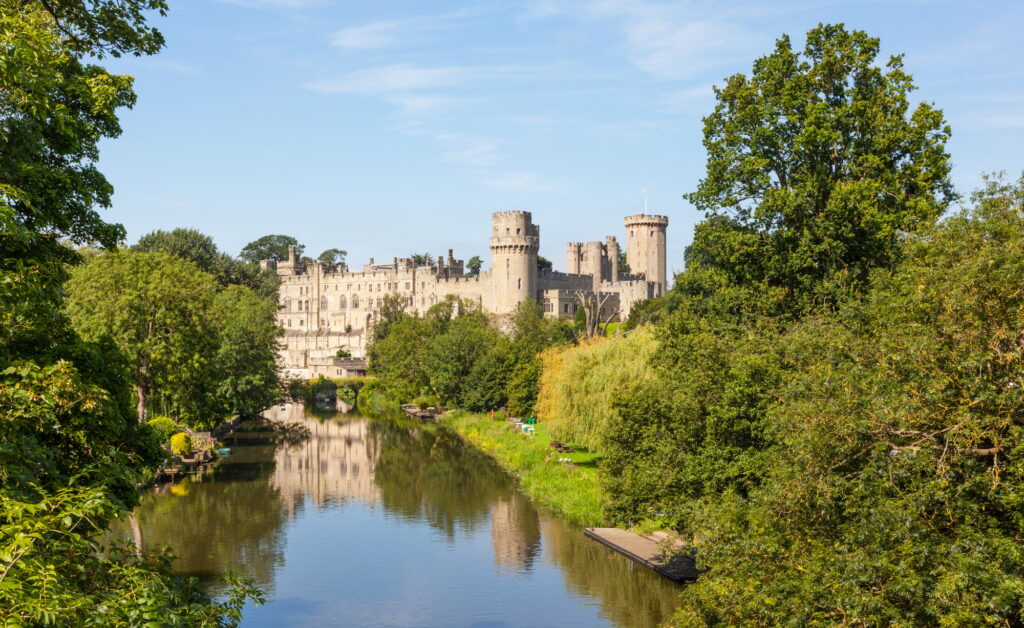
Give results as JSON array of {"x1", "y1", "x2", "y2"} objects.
[
  {"x1": 210, "y1": 285, "x2": 281, "y2": 418},
  {"x1": 317, "y1": 248, "x2": 347, "y2": 269},
  {"x1": 465, "y1": 255, "x2": 482, "y2": 277},
  {"x1": 66, "y1": 251, "x2": 218, "y2": 424},
  {"x1": 134, "y1": 228, "x2": 220, "y2": 273},
  {"x1": 410, "y1": 252, "x2": 433, "y2": 267},
  {"x1": 0, "y1": 1, "x2": 261, "y2": 621},
  {"x1": 239, "y1": 234, "x2": 302, "y2": 263},
  {"x1": 667, "y1": 174, "x2": 1024, "y2": 624},
  {"x1": 537, "y1": 256, "x2": 553, "y2": 273},
  {"x1": 684, "y1": 23, "x2": 954, "y2": 315}
]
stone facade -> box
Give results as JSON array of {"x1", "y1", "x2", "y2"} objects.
[{"x1": 271, "y1": 211, "x2": 668, "y2": 375}]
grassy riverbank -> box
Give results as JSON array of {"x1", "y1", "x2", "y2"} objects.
[{"x1": 440, "y1": 412, "x2": 606, "y2": 527}]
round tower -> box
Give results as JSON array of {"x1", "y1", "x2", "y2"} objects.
[
  {"x1": 624, "y1": 214, "x2": 669, "y2": 296},
  {"x1": 489, "y1": 211, "x2": 539, "y2": 313}
]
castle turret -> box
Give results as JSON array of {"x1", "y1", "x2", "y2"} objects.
[
  {"x1": 583, "y1": 241, "x2": 603, "y2": 292},
  {"x1": 605, "y1": 236, "x2": 620, "y2": 282},
  {"x1": 489, "y1": 211, "x2": 539, "y2": 313},
  {"x1": 275, "y1": 244, "x2": 300, "y2": 276},
  {"x1": 625, "y1": 214, "x2": 668, "y2": 296}
]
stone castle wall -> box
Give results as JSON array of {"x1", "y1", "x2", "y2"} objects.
[{"x1": 272, "y1": 211, "x2": 667, "y2": 373}]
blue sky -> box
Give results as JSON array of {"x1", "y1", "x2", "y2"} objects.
[{"x1": 100, "y1": 0, "x2": 1024, "y2": 275}]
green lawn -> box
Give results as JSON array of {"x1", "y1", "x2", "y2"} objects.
[{"x1": 440, "y1": 412, "x2": 607, "y2": 527}]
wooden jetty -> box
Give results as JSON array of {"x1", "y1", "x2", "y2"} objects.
[
  {"x1": 401, "y1": 404, "x2": 439, "y2": 422},
  {"x1": 584, "y1": 527, "x2": 699, "y2": 582}
]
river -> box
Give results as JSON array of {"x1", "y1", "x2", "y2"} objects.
[{"x1": 109, "y1": 403, "x2": 682, "y2": 627}]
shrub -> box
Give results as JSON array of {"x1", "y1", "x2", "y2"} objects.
[
  {"x1": 334, "y1": 348, "x2": 351, "y2": 358},
  {"x1": 147, "y1": 416, "x2": 178, "y2": 443},
  {"x1": 170, "y1": 432, "x2": 192, "y2": 456}
]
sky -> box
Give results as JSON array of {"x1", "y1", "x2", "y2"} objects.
[{"x1": 100, "y1": 0, "x2": 1024, "y2": 276}]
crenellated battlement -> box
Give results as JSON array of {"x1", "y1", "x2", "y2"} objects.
[{"x1": 270, "y1": 209, "x2": 668, "y2": 376}]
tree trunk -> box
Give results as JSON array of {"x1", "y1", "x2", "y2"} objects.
[{"x1": 136, "y1": 384, "x2": 147, "y2": 423}]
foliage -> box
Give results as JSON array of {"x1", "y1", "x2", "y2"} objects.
[
  {"x1": 66, "y1": 251, "x2": 219, "y2": 424},
  {"x1": 0, "y1": 0, "x2": 262, "y2": 621},
  {"x1": 209, "y1": 284, "x2": 281, "y2": 418},
  {"x1": 536, "y1": 328, "x2": 658, "y2": 450},
  {"x1": 147, "y1": 416, "x2": 178, "y2": 443},
  {"x1": 334, "y1": 348, "x2": 352, "y2": 358},
  {"x1": 465, "y1": 255, "x2": 482, "y2": 277},
  {"x1": 0, "y1": 485, "x2": 263, "y2": 626},
  {"x1": 134, "y1": 227, "x2": 276, "y2": 295},
  {"x1": 683, "y1": 23, "x2": 954, "y2": 316},
  {"x1": 239, "y1": 234, "x2": 302, "y2": 263},
  {"x1": 169, "y1": 432, "x2": 192, "y2": 457},
  {"x1": 536, "y1": 256, "x2": 553, "y2": 272},
  {"x1": 657, "y1": 177, "x2": 1024, "y2": 625},
  {"x1": 317, "y1": 248, "x2": 347, "y2": 269},
  {"x1": 422, "y1": 308, "x2": 500, "y2": 406},
  {"x1": 409, "y1": 252, "x2": 433, "y2": 267}
]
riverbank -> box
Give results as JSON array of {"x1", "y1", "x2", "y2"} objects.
[{"x1": 440, "y1": 412, "x2": 606, "y2": 527}]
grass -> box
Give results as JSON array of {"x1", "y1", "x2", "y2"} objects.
[{"x1": 441, "y1": 411, "x2": 607, "y2": 527}]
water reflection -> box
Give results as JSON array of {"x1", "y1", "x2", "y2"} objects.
[{"x1": 110, "y1": 404, "x2": 680, "y2": 627}]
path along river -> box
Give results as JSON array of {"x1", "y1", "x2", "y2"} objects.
[{"x1": 109, "y1": 403, "x2": 681, "y2": 627}]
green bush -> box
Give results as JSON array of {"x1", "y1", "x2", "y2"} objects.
[
  {"x1": 169, "y1": 432, "x2": 192, "y2": 456},
  {"x1": 147, "y1": 416, "x2": 178, "y2": 443}
]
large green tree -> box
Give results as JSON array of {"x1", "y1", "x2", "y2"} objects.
[
  {"x1": 684, "y1": 22, "x2": 954, "y2": 315},
  {"x1": 239, "y1": 234, "x2": 302, "y2": 263},
  {"x1": 0, "y1": 0, "x2": 261, "y2": 622},
  {"x1": 210, "y1": 284, "x2": 281, "y2": 418},
  {"x1": 66, "y1": 251, "x2": 219, "y2": 424},
  {"x1": 667, "y1": 174, "x2": 1024, "y2": 624}
]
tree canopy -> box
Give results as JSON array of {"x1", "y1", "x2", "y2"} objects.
[
  {"x1": 684, "y1": 22, "x2": 954, "y2": 315},
  {"x1": 239, "y1": 234, "x2": 302, "y2": 263}
]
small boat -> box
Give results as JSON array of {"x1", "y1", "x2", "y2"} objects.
[{"x1": 217, "y1": 447, "x2": 231, "y2": 456}]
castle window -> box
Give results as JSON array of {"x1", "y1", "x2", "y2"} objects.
[
  {"x1": 298, "y1": 301, "x2": 303, "y2": 311},
  {"x1": 517, "y1": 278, "x2": 521, "y2": 289},
  {"x1": 516, "y1": 228, "x2": 521, "y2": 235},
  {"x1": 563, "y1": 304, "x2": 569, "y2": 314},
  {"x1": 405, "y1": 282, "x2": 410, "y2": 289},
  {"x1": 287, "y1": 319, "x2": 292, "y2": 327},
  {"x1": 339, "y1": 295, "x2": 347, "y2": 308},
  {"x1": 320, "y1": 296, "x2": 328, "y2": 311},
  {"x1": 299, "y1": 320, "x2": 304, "y2": 326},
  {"x1": 352, "y1": 295, "x2": 359, "y2": 308}
]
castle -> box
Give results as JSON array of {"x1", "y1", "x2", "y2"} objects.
[{"x1": 269, "y1": 211, "x2": 668, "y2": 377}]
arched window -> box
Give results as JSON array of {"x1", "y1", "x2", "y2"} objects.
[
  {"x1": 305, "y1": 300, "x2": 310, "y2": 311},
  {"x1": 320, "y1": 296, "x2": 328, "y2": 311},
  {"x1": 352, "y1": 294, "x2": 359, "y2": 308},
  {"x1": 339, "y1": 295, "x2": 347, "y2": 309},
  {"x1": 298, "y1": 300, "x2": 303, "y2": 311}
]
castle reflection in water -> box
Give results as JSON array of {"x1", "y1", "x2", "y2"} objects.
[{"x1": 262, "y1": 403, "x2": 540, "y2": 572}]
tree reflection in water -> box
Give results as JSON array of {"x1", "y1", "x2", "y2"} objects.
[{"x1": 109, "y1": 404, "x2": 680, "y2": 626}]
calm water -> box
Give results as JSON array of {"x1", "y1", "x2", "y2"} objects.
[{"x1": 110, "y1": 404, "x2": 681, "y2": 627}]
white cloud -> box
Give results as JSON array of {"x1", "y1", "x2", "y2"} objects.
[
  {"x1": 482, "y1": 171, "x2": 551, "y2": 192},
  {"x1": 979, "y1": 113, "x2": 1024, "y2": 129},
  {"x1": 305, "y1": 65, "x2": 475, "y2": 94},
  {"x1": 332, "y1": 20, "x2": 405, "y2": 50},
  {"x1": 220, "y1": 0, "x2": 320, "y2": 9},
  {"x1": 435, "y1": 134, "x2": 502, "y2": 167}
]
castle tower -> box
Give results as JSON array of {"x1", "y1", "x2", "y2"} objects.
[
  {"x1": 489, "y1": 211, "x2": 539, "y2": 313},
  {"x1": 276, "y1": 244, "x2": 299, "y2": 276},
  {"x1": 566, "y1": 242, "x2": 582, "y2": 274},
  {"x1": 605, "y1": 236, "x2": 621, "y2": 282},
  {"x1": 582, "y1": 241, "x2": 604, "y2": 291},
  {"x1": 624, "y1": 214, "x2": 669, "y2": 296}
]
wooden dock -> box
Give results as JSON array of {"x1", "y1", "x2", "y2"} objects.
[{"x1": 584, "y1": 527, "x2": 699, "y2": 582}]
